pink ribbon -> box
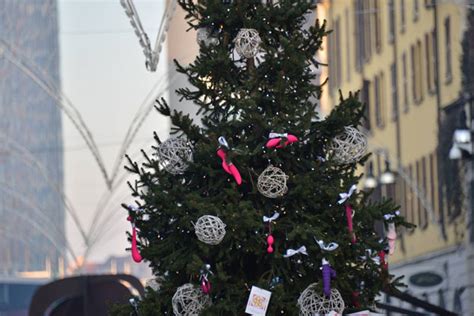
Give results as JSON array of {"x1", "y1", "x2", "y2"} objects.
[
  {"x1": 345, "y1": 204, "x2": 356, "y2": 244},
  {"x1": 266, "y1": 133, "x2": 298, "y2": 148}
]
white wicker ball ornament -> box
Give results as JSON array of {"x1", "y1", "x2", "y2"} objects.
[
  {"x1": 156, "y1": 138, "x2": 193, "y2": 175},
  {"x1": 234, "y1": 28, "x2": 261, "y2": 58},
  {"x1": 298, "y1": 284, "x2": 345, "y2": 316},
  {"x1": 196, "y1": 27, "x2": 219, "y2": 47},
  {"x1": 257, "y1": 165, "x2": 288, "y2": 198},
  {"x1": 329, "y1": 126, "x2": 368, "y2": 165},
  {"x1": 193, "y1": 215, "x2": 226, "y2": 245},
  {"x1": 172, "y1": 283, "x2": 211, "y2": 316}
]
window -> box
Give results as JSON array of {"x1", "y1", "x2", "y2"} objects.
[
  {"x1": 414, "y1": 0, "x2": 419, "y2": 21},
  {"x1": 408, "y1": 165, "x2": 414, "y2": 228},
  {"x1": 420, "y1": 157, "x2": 428, "y2": 229},
  {"x1": 411, "y1": 41, "x2": 424, "y2": 104},
  {"x1": 445, "y1": 17, "x2": 452, "y2": 82},
  {"x1": 388, "y1": 0, "x2": 395, "y2": 43},
  {"x1": 416, "y1": 40, "x2": 424, "y2": 101},
  {"x1": 415, "y1": 161, "x2": 421, "y2": 226},
  {"x1": 411, "y1": 45, "x2": 416, "y2": 102},
  {"x1": 335, "y1": 17, "x2": 342, "y2": 89},
  {"x1": 402, "y1": 52, "x2": 409, "y2": 112},
  {"x1": 328, "y1": 17, "x2": 341, "y2": 95},
  {"x1": 430, "y1": 153, "x2": 438, "y2": 220},
  {"x1": 345, "y1": 8, "x2": 351, "y2": 82},
  {"x1": 425, "y1": 31, "x2": 436, "y2": 93},
  {"x1": 390, "y1": 63, "x2": 398, "y2": 121},
  {"x1": 364, "y1": 0, "x2": 372, "y2": 61},
  {"x1": 374, "y1": 0, "x2": 382, "y2": 52},
  {"x1": 375, "y1": 72, "x2": 385, "y2": 128},
  {"x1": 400, "y1": 0, "x2": 406, "y2": 32},
  {"x1": 355, "y1": 0, "x2": 364, "y2": 70},
  {"x1": 362, "y1": 80, "x2": 371, "y2": 131}
]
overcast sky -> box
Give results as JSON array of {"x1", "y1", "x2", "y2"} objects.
[{"x1": 59, "y1": 0, "x2": 170, "y2": 264}]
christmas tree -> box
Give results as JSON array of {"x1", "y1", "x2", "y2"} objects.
[{"x1": 113, "y1": 1, "x2": 413, "y2": 315}]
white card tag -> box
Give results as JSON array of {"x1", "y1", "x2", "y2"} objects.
[{"x1": 245, "y1": 286, "x2": 272, "y2": 315}]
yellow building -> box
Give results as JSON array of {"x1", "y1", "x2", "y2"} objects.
[{"x1": 318, "y1": 0, "x2": 471, "y2": 313}]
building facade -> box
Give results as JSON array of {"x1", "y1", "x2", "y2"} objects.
[
  {"x1": 318, "y1": 0, "x2": 472, "y2": 313},
  {"x1": 0, "y1": 0, "x2": 64, "y2": 278}
]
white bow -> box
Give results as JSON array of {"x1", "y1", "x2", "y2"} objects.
[
  {"x1": 129, "y1": 204, "x2": 139, "y2": 212},
  {"x1": 283, "y1": 246, "x2": 308, "y2": 258},
  {"x1": 263, "y1": 212, "x2": 280, "y2": 223},
  {"x1": 218, "y1": 136, "x2": 229, "y2": 148},
  {"x1": 269, "y1": 132, "x2": 288, "y2": 139},
  {"x1": 338, "y1": 184, "x2": 357, "y2": 204},
  {"x1": 360, "y1": 249, "x2": 380, "y2": 264},
  {"x1": 384, "y1": 210, "x2": 401, "y2": 221},
  {"x1": 315, "y1": 239, "x2": 339, "y2": 252}
]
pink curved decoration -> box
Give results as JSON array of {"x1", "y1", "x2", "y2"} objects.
[
  {"x1": 217, "y1": 149, "x2": 232, "y2": 174},
  {"x1": 201, "y1": 278, "x2": 211, "y2": 294},
  {"x1": 345, "y1": 204, "x2": 356, "y2": 244},
  {"x1": 386, "y1": 222, "x2": 397, "y2": 255},
  {"x1": 266, "y1": 138, "x2": 281, "y2": 148},
  {"x1": 228, "y1": 164, "x2": 242, "y2": 185},
  {"x1": 131, "y1": 225, "x2": 143, "y2": 263},
  {"x1": 266, "y1": 134, "x2": 299, "y2": 148}
]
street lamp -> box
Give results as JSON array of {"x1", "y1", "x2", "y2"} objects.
[
  {"x1": 380, "y1": 161, "x2": 396, "y2": 185},
  {"x1": 364, "y1": 158, "x2": 396, "y2": 189},
  {"x1": 365, "y1": 161, "x2": 378, "y2": 189}
]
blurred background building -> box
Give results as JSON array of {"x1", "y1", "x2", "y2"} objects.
[
  {"x1": 318, "y1": 0, "x2": 474, "y2": 314},
  {"x1": 0, "y1": 0, "x2": 64, "y2": 278}
]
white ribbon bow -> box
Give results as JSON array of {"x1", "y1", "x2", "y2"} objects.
[
  {"x1": 315, "y1": 239, "x2": 339, "y2": 252},
  {"x1": 269, "y1": 132, "x2": 288, "y2": 139},
  {"x1": 218, "y1": 136, "x2": 229, "y2": 148},
  {"x1": 129, "y1": 204, "x2": 139, "y2": 212},
  {"x1": 263, "y1": 212, "x2": 280, "y2": 223},
  {"x1": 283, "y1": 246, "x2": 308, "y2": 258},
  {"x1": 384, "y1": 210, "x2": 401, "y2": 221},
  {"x1": 338, "y1": 184, "x2": 357, "y2": 204}
]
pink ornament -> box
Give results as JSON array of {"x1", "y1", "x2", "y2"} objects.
[
  {"x1": 345, "y1": 204, "x2": 356, "y2": 244},
  {"x1": 266, "y1": 133, "x2": 298, "y2": 149},
  {"x1": 201, "y1": 277, "x2": 211, "y2": 294},
  {"x1": 386, "y1": 222, "x2": 397, "y2": 255},
  {"x1": 216, "y1": 147, "x2": 242, "y2": 185},
  {"x1": 131, "y1": 224, "x2": 143, "y2": 263},
  {"x1": 228, "y1": 163, "x2": 242, "y2": 185},
  {"x1": 267, "y1": 235, "x2": 274, "y2": 253},
  {"x1": 216, "y1": 148, "x2": 231, "y2": 174}
]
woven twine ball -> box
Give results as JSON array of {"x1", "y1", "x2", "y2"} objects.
[
  {"x1": 329, "y1": 126, "x2": 368, "y2": 165},
  {"x1": 156, "y1": 138, "x2": 193, "y2": 175},
  {"x1": 257, "y1": 165, "x2": 289, "y2": 198},
  {"x1": 234, "y1": 28, "x2": 262, "y2": 58},
  {"x1": 298, "y1": 284, "x2": 345, "y2": 316},
  {"x1": 196, "y1": 27, "x2": 219, "y2": 47},
  {"x1": 172, "y1": 283, "x2": 211, "y2": 316},
  {"x1": 194, "y1": 215, "x2": 226, "y2": 245}
]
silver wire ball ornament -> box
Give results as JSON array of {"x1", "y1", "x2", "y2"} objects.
[
  {"x1": 172, "y1": 283, "x2": 211, "y2": 316},
  {"x1": 193, "y1": 215, "x2": 227, "y2": 245},
  {"x1": 156, "y1": 138, "x2": 193, "y2": 175},
  {"x1": 298, "y1": 284, "x2": 345, "y2": 315},
  {"x1": 234, "y1": 28, "x2": 262, "y2": 58},
  {"x1": 329, "y1": 126, "x2": 368, "y2": 165},
  {"x1": 257, "y1": 165, "x2": 289, "y2": 198},
  {"x1": 196, "y1": 27, "x2": 219, "y2": 47}
]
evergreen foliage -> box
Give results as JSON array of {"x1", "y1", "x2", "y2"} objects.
[{"x1": 113, "y1": 1, "x2": 414, "y2": 314}]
